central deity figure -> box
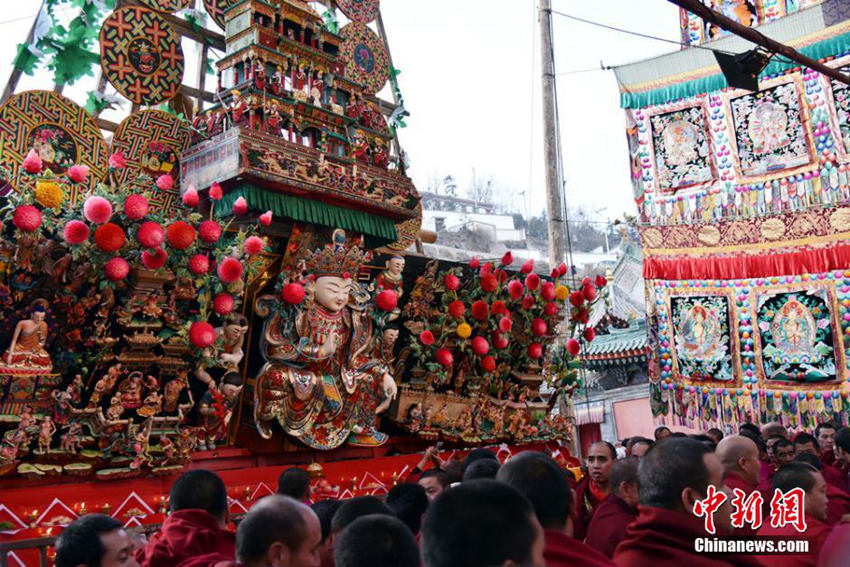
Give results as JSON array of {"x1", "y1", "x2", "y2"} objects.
[{"x1": 253, "y1": 229, "x2": 397, "y2": 449}]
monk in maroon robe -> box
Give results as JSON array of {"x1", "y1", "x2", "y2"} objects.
[
  {"x1": 755, "y1": 463, "x2": 831, "y2": 567},
  {"x1": 496, "y1": 451, "x2": 614, "y2": 567},
  {"x1": 574, "y1": 441, "x2": 615, "y2": 541},
  {"x1": 819, "y1": 518, "x2": 850, "y2": 567},
  {"x1": 794, "y1": 433, "x2": 847, "y2": 492},
  {"x1": 614, "y1": 437, "x2": 764, "y2": 567},
  {"x1": 136, "y1": 471, "x2": 235, "y2": 567},
  {"x1": 816, "y1": 423, "x2": 837, "y2": 466},
  {"x1": 585, "y1": 457, "x2": 639, "y2": 558}
]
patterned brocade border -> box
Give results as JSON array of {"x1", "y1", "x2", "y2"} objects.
[{"x1": 641, "y1": 205, "x2": 850, "y2": 256}]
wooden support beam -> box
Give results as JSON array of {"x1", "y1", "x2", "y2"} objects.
[{"x1": 669, "y1": 0, "x2": 850, "y2": 86}]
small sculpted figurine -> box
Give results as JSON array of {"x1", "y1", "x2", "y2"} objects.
[
  {"x1": 197, "y1": 372, "x2": 243, "y2": 451},
  {"x1": 195, "y1": 314, "x2": 249, "y2": 389},
  {"x1": 253, "y1": 229, "x2": 397, "y2": 449},
  {"x1": 370, "y1": 255, "x2": 405, "y2": 298},
  {"x1": 1, "y1": 300, "x2": 52, "y2": 372}
]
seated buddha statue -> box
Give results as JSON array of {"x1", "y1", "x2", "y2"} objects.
[{"x1": 1, "y1": 300, "x2": 52, "y2": 372}]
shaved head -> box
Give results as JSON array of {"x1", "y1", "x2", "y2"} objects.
[
  {"x1": 716, "y1": 435, "x2": 760, "y2": 487},
  {"x1": 761, "y1": 422, "x2": 788, "y2": 440}
]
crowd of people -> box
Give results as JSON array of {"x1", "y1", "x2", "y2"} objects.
[{"x1": 51, "y1": 421, "x2": 850, "y2": 567}]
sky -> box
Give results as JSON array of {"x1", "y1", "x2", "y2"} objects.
[{"x1": 0, "y1": 0, "x2": 681, "y2": 222}]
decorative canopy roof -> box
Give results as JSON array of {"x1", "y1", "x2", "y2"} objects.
[{"x1": 583, "y1": 320, "x2": 648, "y2": 368}]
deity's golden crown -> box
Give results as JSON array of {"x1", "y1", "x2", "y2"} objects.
[{"x1": 303, "y1": 229, "x2": 371, "y2": 278}]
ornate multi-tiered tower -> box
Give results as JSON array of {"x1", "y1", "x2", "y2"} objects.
[{"x1": 182, "y1": 0, "x2": 421, "y2": 250}]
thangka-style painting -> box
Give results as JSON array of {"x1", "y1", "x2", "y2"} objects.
[
  {"x1": 729, "y1": 82, "x2": 811, "y2": 177},
  {"x1": 830, "y1": 69, "x2": 850, "y2": 154},
  {"x1": 671, "y1": 295, "x2": 734, "y2": 381},
  {"x1": 649, "y1": 106, "x2": 712, "y2": 192},
  {"x1": 756, "y1": 290, "x2": 837, "y2": 382}
]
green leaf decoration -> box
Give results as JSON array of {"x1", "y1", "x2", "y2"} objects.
[
  {"x1": 49, "y1": 43, "x2": 100, "y2": 86},
  {"x1": 321, "y1": 10, "x2": 339, "y2": 34},
  {"x1": 13, "y1": 43, "x2": 41, "y2": 75}
]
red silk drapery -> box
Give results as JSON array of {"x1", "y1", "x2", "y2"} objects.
[{"x1": 644, "y1": 244, "x2": 850, "y2": 280}]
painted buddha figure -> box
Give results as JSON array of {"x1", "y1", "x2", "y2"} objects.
[
  {"x1": 254, "y1": 229, "x2": 397, "y2": 449},
  {"x1": 1, "y1": 300, "x2": 52, "y2": 372}
]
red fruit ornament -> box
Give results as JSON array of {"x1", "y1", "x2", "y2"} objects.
[
  {"x1": 522, "y1": 295, "x2": 535, "y2": 310},
  {"x1": 584, "y1": 327, "x2": 596, "y2": 343},
  {"x1": 501, "y1": 251, "x2": 513, "y2": 266},
  {"x1": 189, "y1": 254, "x2": 210, "y2": 275},
  {"x1": 83, "y1": 196, "x2": 112, "y2": 224},
  {"x1": 595, "y1": 274, "x2": 607, "y2": 288},
  {"x1": 525, "y1": 273, "x2": 540, "y2": 291},
  {"x1": 213, "y1": 293, "x2": 235, "y2": 315},
  {"x1": 376, "y1": 290, "x2": 398, "y2": 311},
  {"x1": 137, "y1": 221, "x2": 164, "y2": 249},
  {"x1": 481, "y1": 355, "x2": 496, "y2": 373},
  {"x1": 545, "y1": 302, "x2": 559, "y2": 316},
  {"x1": 532, "y1": 318, "x2": 548, "y2": 337},
  {"x1": 521, "y1": 259, "x2": 534, "y2": 274},
  {"x1": 448, "y1": 300, "x2": 465, "y2": 319},
  {"x1": 217, "y1": 257, "x2": 243, "y2": 283},
  {"x1": 471, "y1": 336, "x2": 490, "y2": 356},
  {"x1": 469, "y1": 257, "x2": 480, "y2": 269},
  {"x1": 481, "y1": 274, "x2": 499, "y2": 292},
  {"x1": 63, "y1": 220, "x2": 89, "y2": 245},
  {"x1": 199, "y1": 220, "x2": 222, "y2": 244},
  {"x1": 528, "y1": 343, "x2": 543, "y2": 359},
  {"x1": 471, "y1": 300, "x2": 489, "y2": 320},
  {"x1": 232, "y1": 196, "x2": 248, "y2": 216},
  {"x1": 574, "y1": 307, "x2": 589, "y2": 324},
  {"x1": 567, "y1": 338, "x2": 581, "y2": 356},
  {"x1": 108, "y1": 152, "x2": 126, "y2": 169},
  {"x1": 141, "y1": 247, "x2": 167, "y2": 270},
  {"x1": 582, "y1": 283, "x2": 597, "y2": 302},
  {"x1": 243, "y1": 236, "x2": 265, "y2": 255},
  {"x1": 259, "y1": 211, "x2": 273, "y2": 226},
  {"x1": 13, "y1": 205, "x2": 41, "y2": 232},
  {"x1": 435, "y1": 348, "x2": 454, "y2": 367},
  {"x1": 493, "y1": 334, "x2": 509, "y2": 350},
  {"x1": 419, "y1": 330, "x2": 435, "y2": 346},
  {"x1": 209, "y1": 182, "x2": 223, "y2": 200},
  {"x1": 508, "y1": 280, "x2": 524, "y2": 300},
  {"x1": 182, "y1": 187, "x2": 199, "y2": 207},
  {"x1": 498, "y1": 317, "x2": 512, "y2": 333},
  {"x1": 569, "y1": 291, "x2": 585, "y2": 307},
  {"x1": 67, "y1": 164, "x2": 89, "y2": 183},
  {"x1": 94, "y1": 223, "x2": 126, "y2": 252},
  {"x1": 123, "y1": 194, "x2": 149, "y2": 220},
  {"x1": 104, "y1": 257, "x2": 130, "y2": 281},
  {"x1": 541, "y1": 282, "x2": 556, "y2": 301},
  {"x1": 167, "y1": 221, "x2": 196, "y2": 250},
  {"x1": 444, "y1": 274, "x2": 460, "y2": 291},
  {"x1": 190, "y1": 321, "x2": 216, "y2": 348},
  {"x1": 282, "y1": 282, "x2": 306, "y2": 304},
  {"x1": 156, "y1": 175, "x2": 174, "y2": 191},
  {"x1": 23, "y1": 149, "x2": 43, "y2": 174}
]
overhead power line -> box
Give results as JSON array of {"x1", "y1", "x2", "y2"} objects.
[{"x1": 546, "y1": 8, "x2": 737, "y2": 56}]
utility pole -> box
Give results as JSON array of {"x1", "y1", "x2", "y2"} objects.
[
  {"x1": 539, "y1": 0, "x2": 567, "y2": 268},
  {"x1": 669, "y1": 0, "x2": 850, "y2": 86}
]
